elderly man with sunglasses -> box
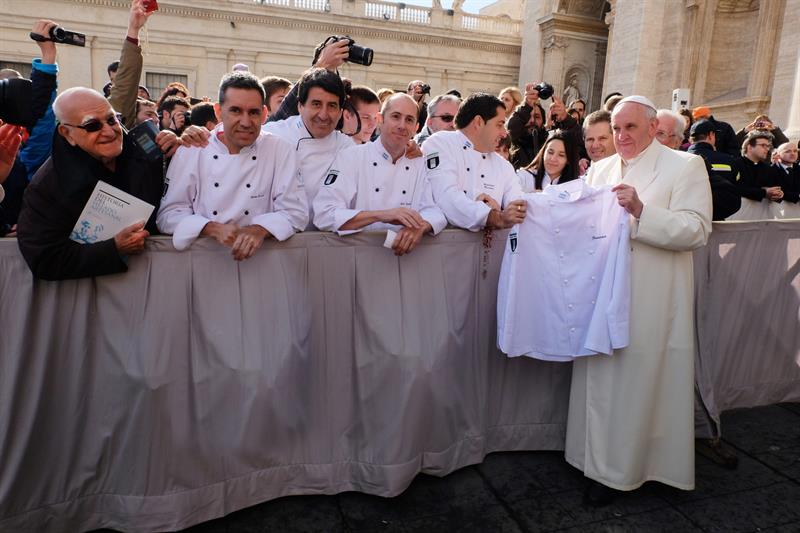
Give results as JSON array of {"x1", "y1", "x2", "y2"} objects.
[
  {"x1": 413, "y1": 94, "x2": 460, "y2": 147},
  {"x1": 16, "y1": 87, "x2": 179, "y2": 280}
]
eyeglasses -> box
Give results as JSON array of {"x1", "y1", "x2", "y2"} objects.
[
  {"x1": 755, "y1": 143, "x2": 772, "y2": 149},
  {"x1": 61, "y1": 114, "x2": 119, "y2": 133},
  {"x1": 656, "y1": 131, "x2": 679, "y2": 139},
  {"x1": 431, "y1": 114, "x2": 455, "y2": 123}
]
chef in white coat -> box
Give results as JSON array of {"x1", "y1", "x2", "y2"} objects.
[
  {"x1": 262, "y1": 68, "x2": 354, "y2": 225},
  {"x1": 422, "y1": 93, "x2": 527, "y2": 231},
  {"x1": 157, "y1": 71, "x2": 308, "y2": 260},
  {"x1": 313, "y1": 93, "x2": 447, "y2": 255},
  {"x1": 565, "y1": 95, "x2": 712, "y2": 505}
]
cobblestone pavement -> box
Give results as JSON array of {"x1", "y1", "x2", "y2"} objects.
[{"x1": 101, "y1": 403, "x2": 800, "y2": 532}]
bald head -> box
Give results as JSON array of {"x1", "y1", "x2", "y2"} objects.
[
  {"x1": 54, "y1": 87, "x2": 123, "y2": 164},
  {"x1": 776, "y1": 142, "x2": 798, "y2": 166},
  {"x1": 53, "y1": 87, "x2": 111, "y2": 123},
  {"x1": 381, "y1": 92, "x2": 418, "y2": 116}
]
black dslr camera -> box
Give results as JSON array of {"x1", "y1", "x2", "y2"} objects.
[
  {"x1": 317, "y1": 36, "x2": 374, "y2": 67},
  {"x1": 533, "y1": 82, "x2": 555, "y2": 100},
  {"x1": 0, "y1": 78, "x2": 34, "y2": 129},
  {"x1": 29, "y1": 26, "x2": 86, "y2": 47},
  {"x1": 419, "y1": 83, "x2": 431, "y2": 95}
]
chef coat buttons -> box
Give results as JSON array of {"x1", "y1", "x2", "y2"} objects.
[
  {"x1": 563, "y1": 279, "x2": 569, "y2": 285},
  {"x1": 568, "y1": 304, "x2": 574, "y2": 309},
  {"x1": 213, "y1": 155, "x2": 218, "y2": 160},
  {"x1": 246, "y1": 184, "x2": 251, "y2": 188},
  {"x1": 463, "y1": 146, "x2": 467, "y2": 150},
  {"x1": 214, "y1": 183, "x2": 219, "y2": 187},
  {"x1": 466, "y1": 167, "x2": 470, "y2": 171},
  {"x1": 405, "y1": 166, "x2": 409, "y2": 171},
  {"x1": 252, "y1": 156, "x2": 256, "y2": 161},
  {"x1": 212, "y1": 210, "x2": 218, "y2": 215},
  {"x1": 374, "y1": 188, "x2": 379, "y2": 192},
  {"x1": 555, "y1": 228, "x2": 561, "y2": 233},
  {"x1": 570, "y1": 327, "x2": 576, "y2": 332},
  {"x1": 402, "y1": 190, "x2": 406, "y2": 194},
  {"x1": 372, "y1": 162, "x2": 378, "y2": 167},
  {"x1": 481, "y1": 174, "x2": 485, "y2": 178},
  {"x1": 244, "y1": 210, "x2": 249, "y2": 215},
  {"x1": 482, "y1": 155, "x2": 486, "y2": 159},
  {"x1": 591, "y1": 276, "x2": 596, "y2": 280}
]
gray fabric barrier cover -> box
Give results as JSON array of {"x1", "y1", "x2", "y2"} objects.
[
  {"x1": 693, "y1": 220, "x2": 800, "y2": 437},
  {"x1": 0, "y1": 231, "x2": 570, "y2": 533}
]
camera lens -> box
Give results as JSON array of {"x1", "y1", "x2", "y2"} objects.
[
  {"x1": 348, "y1": 44, "x2": 373, "y2": 67},
  {"x1": 50, "y1": 26, "x2": 66, "y2": 43}
]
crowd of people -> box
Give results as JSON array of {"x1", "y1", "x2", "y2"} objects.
[{"x1": 1, "y1": 0, "x2": 797, "y2": 508}]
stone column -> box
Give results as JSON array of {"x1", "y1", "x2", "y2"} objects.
[
  {"x1": 746, "y1": 0, "x2": 786, "y2": 99},
  {"x1": 680, "y1": 0, "x2": 717, "y2": 104},
  {"x1": 541, "y1": 35, "x2": 569, "y2": 101},
  {"x1": 785, "y1": 46, "x2": 800, "y2": 139},
  {"x1": 518, "y1": 0, "x2": 544, "y2": 86}
]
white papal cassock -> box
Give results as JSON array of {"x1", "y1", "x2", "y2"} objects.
[{"x1": 565, "y1": 139, "x2": 712, "y2": 491}]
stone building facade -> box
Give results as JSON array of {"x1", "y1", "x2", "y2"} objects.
[{"x1": 1, "y1": 0, "x2": 799, "y2": 137}]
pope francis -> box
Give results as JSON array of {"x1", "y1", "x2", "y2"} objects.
[{"x1": 565, "y1": 95, "x2": 712, "y2": 503}]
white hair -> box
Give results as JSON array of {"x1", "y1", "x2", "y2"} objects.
[
  {"x1": 657, "y1": 109, "x2": 686, "y2": 138},
  {"x1": 428, "y1": 94, "x2": 461, "y2": 117}
]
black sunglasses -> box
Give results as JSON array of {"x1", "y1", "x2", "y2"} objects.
[
  {"x1": 431, "y1": 114, "x2": 455, "y2": 123},
  {"x1": 61, "y1": 114, "x2": 119, "y2": 133}
]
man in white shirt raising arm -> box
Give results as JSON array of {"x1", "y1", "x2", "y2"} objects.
[
  {"x1": 422, "y1": 92, "x2": 527, "y2": 231},
  {"x1": 157, "y1": 71, "x2": 307, "y2": 260},
  {"x1": 313, "y1": 93, "x2": 446, "y2": 255}
]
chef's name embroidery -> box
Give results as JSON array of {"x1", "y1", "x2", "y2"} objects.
[{"x1": 592, "y1": 235, "x2": 607, "y2": 240}]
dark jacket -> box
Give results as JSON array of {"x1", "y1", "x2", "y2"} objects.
[
  {"x1": 507, "y1": 104, "x2": 582, "y2": 170},
  {"x1": 734, "y1": 156, "x2": 781, "y2": 201},
  {"x1": 16, "y1": 132, "x2": 163, "y2": 280},
  {"x1": 774, "y1": 162, "x2": 800, "y2": 203},
  {"x1": 687, "y1": 141, "x2": 741, "y2": 220},
  {"x1": 707, "y1": 116, "x2": 739, "y2": 157}
]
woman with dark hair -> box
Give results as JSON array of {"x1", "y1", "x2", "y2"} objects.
[
  {"x1": 516, "y1": 130, "x2": 580, "y2": 193},
  {"x1": 679, "y1": 108, "x2": 693, "y2": 150}
]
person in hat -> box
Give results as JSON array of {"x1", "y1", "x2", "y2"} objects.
[
  {"x1": 565, "y1": 95, "x2": 712, "y2": 505},
  {"x1": 687, "y1": 119, "x2": 742, "y2": 221},
  {"x1": 691, "y1": 106, "x2": 738, "y2": 157}
]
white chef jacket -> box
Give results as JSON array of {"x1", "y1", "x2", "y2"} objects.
[
  {"x1": 156, "y1": 125, "x2": 308, "y2": 251},
  {"x1": 497, "y1": 179, "x2": 631, "y2": 361},
  {"x1": 313, "y1": 138, "x2": 447, "y2": 236},
  {"x1": 422, "y1": 130, "x2": 523, "y2": 232},
  {"x1": 262, "y1": 115, "x2": 355, "y2": 222}
]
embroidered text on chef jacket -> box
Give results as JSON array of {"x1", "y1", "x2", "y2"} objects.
[
  {"x1": 422, "y1": 130, "x2": 523, "y2": 232},
  {"x1": 313, "y1": 139, "x2": 447, "y2": 235},
  {"x1": 262, "y1": 114, "x2": 354, "y2": 223},
  {"x1": 156, "y1": 126, "x2": 308, "y2": 250},
  {"x1": 497, "y1": 179, "x2": 631, "y2": 362}
]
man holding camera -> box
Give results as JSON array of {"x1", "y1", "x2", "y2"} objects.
[
  {"x1": 407, "y1": 80, "x2": 430, "y2": 133},
  {"x1": 422, "y1": 93, "x2": 526, "y2": 231}
]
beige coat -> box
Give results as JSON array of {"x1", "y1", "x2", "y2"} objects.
[{"x1": 565, "y1": 140, "x2": 712, "y2": 491}]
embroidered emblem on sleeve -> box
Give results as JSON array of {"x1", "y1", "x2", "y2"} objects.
[
  {"x1": 324, "y1": 170, "x2": 339, "y2": 185},
  {"x1": 426, "y1": 152, "x2": 440, "y2": 170}
]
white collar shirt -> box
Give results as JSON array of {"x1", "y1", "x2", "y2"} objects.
[
  {"x1": 423, "y1": 130, "x2": 523, "y2": 231},
  {"x1": 497, "y1": 179, "x2": 631, "y2": 361},
  {"x1": 313, "y1": 138, "x2": 447, "y2": 235},
  {"x1": 156, "y1": 125, "x2": 308, "y2": 250},
  {"x1": 516, "y1": 169, "x2": 563, "y2": 193},
  {"x1": 262, "y1": 115, "x2": 355, "y2": 222}
]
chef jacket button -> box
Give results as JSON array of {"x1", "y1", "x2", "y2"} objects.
[
  {"x1": 591, "y1": 300, "x2": 596, "y2": 305},
  {"x1": 591, "y1": 276, "x2": 596, "y2": 280},
  {"x1": 246, "y1": 184, "x2": 251, "y2": 188},
  {"x1": 568, "y1": 304, "x2": 574, "y2": 309},
  {"x1": 402, "y1": 190, "x2": 406, "y2": 194},
  {"x1": 563, "y1": 279, "x2": 568, "y2": 285},
  {"x1": 463, "y1": 146, "x2": 467, "y2": 150},
  {"x1": 214, "y1": 182, "x2": 219, "y2": 187},
  {"x1": 463, "y1": 190, "x2": 467, "y2": 194},
  {"x1": 555, "y1": 228, "x2": 560, "y2": 233},
  {"x1": 482, "y1": 155, "x2": 486, "y2": 159},
  {"x1": 481, "y1": 174, "x2": 485, "y2": 178},
  {"x1": 244, "y1": 210, "x2": 249, "y2": 215},
  {"x1": 559, "y1": 252, "x2": 564, "y2": 258},
  {"x1": 570, "y1": 327, "x2": 576, "y2": 332},
  {"x1": 466, "y1": 167, "x2": 470, "y2": 171},
  {"x1": 589, "y1": 250, "x2": 595, "y2": 255},
  {"x1": 372, "y1": 162, "x2": 378, "y2": 166},
  {"x1": 405, "y1": 166, "x2": 410, "y2": 171},
  {"x1": 252, "y1": 156, "x2": 257, "y2": 161},
  {"x1": 590, "y1": 224, "x2": 596, "y2": 229},
  {"x1": 213, "y1": 155, "x2": 218, "y2": 160},
  {"x1": 375, "y1": 188, "x2": 379, "y2": 192},
  {"x1": 212, "y1": 210, "x2": 218, "y2": 215}
]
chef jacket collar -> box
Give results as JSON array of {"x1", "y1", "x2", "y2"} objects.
[
  {"x1": 210, "y1": 122, "x2": 260, "y2": 155},
  {"x1": 456, "y1": 130, "x2": 480, "y2": 154},
  {"x1": 543, "y1": 177, "x2": 591, "y2": 202},
  {"x1": 372, "y1": 137, "x2": 402, "y2": 164}
]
